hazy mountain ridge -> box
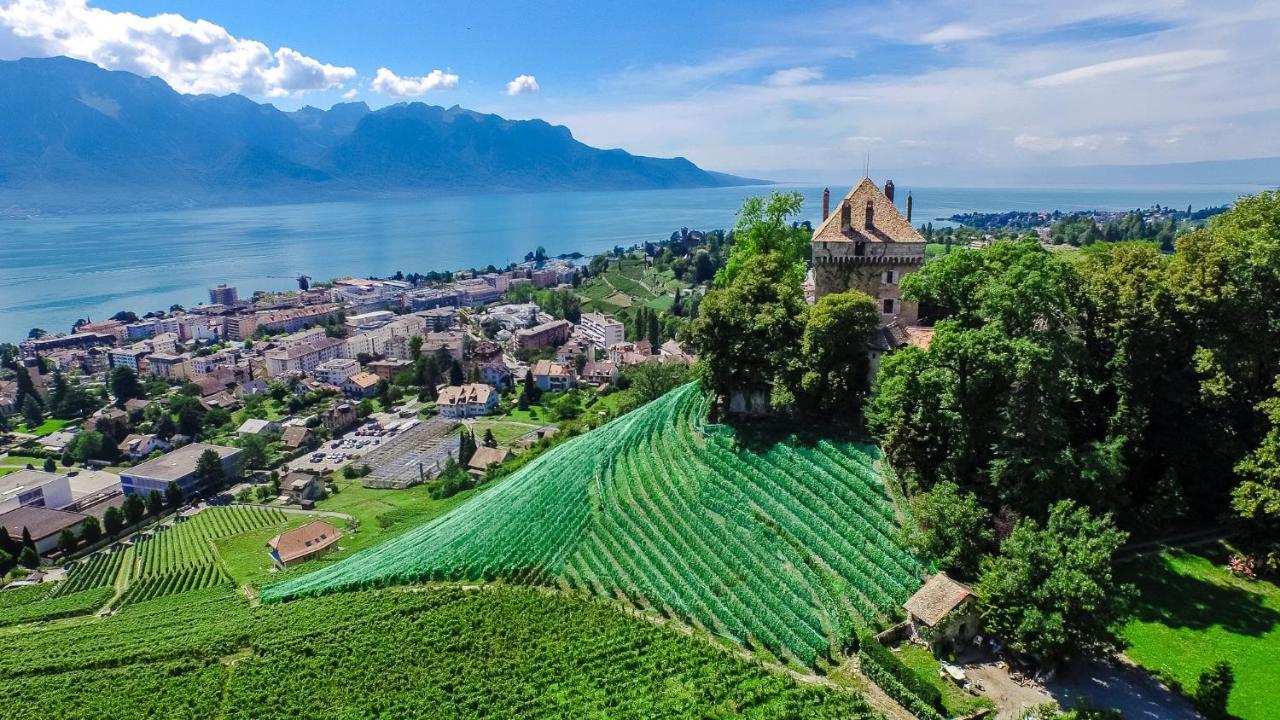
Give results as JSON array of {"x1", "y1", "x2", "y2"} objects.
[{"x1": 0, "y1": 57, "x2": 763, "y2": 212}]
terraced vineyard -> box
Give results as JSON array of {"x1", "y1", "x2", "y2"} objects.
[
  {"x1": 123, "y1": 506, "x2": 287, "y2": 603},
  {"x1": 0, "y1": 586, "x2": 877, "y2": 719},
  {"x1": 268, "y1": 384, "x2": 924, "y2": 665},
  {"x1": 52, "y1": 548, "x2": 127, "y2": 596}
]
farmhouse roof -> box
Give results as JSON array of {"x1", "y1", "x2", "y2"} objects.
[
  {"x1": 467, "y1": 446, "x2": 511, "y2": 472},
  {"x1": 0, "y1": 505, "x2": 88, "y2": 542},
  {"x1": 281, "y1": 425, "x2": 312, "y2": 448},
  {"x1": 268, "y1": 520, "x2": 341, "y2": 564},
  {"x1": 904, "y1": 572, "x2": 974, "y2": 627},
  {"x1": 812, "y1": 178, "x2": 924, "y2": 245}
]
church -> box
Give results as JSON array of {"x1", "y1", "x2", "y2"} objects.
[{"x1": 810, "y1": 178, "x2": 935, "y2": 365}]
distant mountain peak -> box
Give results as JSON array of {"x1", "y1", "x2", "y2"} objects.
[{"x1": 0, "y1": 56, "x2": 766, "y2": 212}]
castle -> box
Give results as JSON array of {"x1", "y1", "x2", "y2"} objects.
[{"x1": 810, "y1": 178, "x2": 933, "y2": 359}]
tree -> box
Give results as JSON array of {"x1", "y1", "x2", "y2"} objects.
[
  {"x1": 0, "y1": 526, "x2": 17, "y2": 560},
  {"x1": 65, "y1": 430, "x2": 105, "y2": 465},
  {"x1": 21, "y1": 395, "x2": 43, "y2": 428},
  {"x1": 483, "y1": 428, "x2": 497, "y2": 448},
  {"x1": 794, "y1": 290, "x2": 879, "y2": 417},
  {"x1": 57, "y1": 528, "x2": 77, "y2": 556},
  {"x1": 146, "y1": 489, "x2": 164, "y2": 517},
  {"x1": 17, "y1": 545, "x2": 37, "y2": 568},
  {"x1": 20, "y1": 527, "x2": 34, "y2": 557},
  {"x1": 1193, "y1": 660, "x2": 1234, "y2": 719},
  {"x1": 449, "y1": 360, "x2": 464, "y2": 386},
  {"x1": 0, "y1": 549, "x2": 12, "y2": 575},
  {"x1": 908, "y1": 481, "x2": 993, "y2": 581},
  {"x1": 123, "y1": 493, "x2": 145, "y2": 525},
  {"x1": 646, "y1": 310, "x2": 661, "y2": 351},
  {"x1": 717, "y1": 191, "x2": 808, "y2": 286},
  {"x1": 103, "y1": 506, "x2": 124, "y2": 536},
  {"x1": 521, "y1": 370, "x2": 542, "y2": 405},
  {"x1": 409, "y1": 334, "x2": 424, "y2": 361},
  {"x1": 165, "y1": 481, "x2": 184, "y2": 509},
  {"x1": 458, "y1": 428, "x2": 477, "y2": 465},
  {"x1": 42, "y1": 457, "x2": 56, "y2": 473},
  {"x1": 691, "y1": 253, "x2": 807, "y2": 414},
  {"x1": 195, "y1": 449, "x2": 225, "y2": 491},
  {"x1": 623, "y1": 362, "x2": 691, "y2": 407},
  {"x1": 356, "y1": 398, "x2": 374, "y2": 419},
  {"x1": 977, "y1": 501, "x2": 1133, "y2": 666},
  {"x1": 110, "y1": 366, "x2": 144, "y2": 407},
  {"x1": 80, "y1": 516, "x2": 102, "y2": 545},
  {"x1": 240, "y1": 433, "x2": 270, "y2": 470}
]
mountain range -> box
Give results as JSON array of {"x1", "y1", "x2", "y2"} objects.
[{"x1": 0, "y1": 56, "x2": 762, "y2": 212}]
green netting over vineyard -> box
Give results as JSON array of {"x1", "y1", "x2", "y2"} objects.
[{"x1": 264, "y1": 384, "x2": 923, "y2": 664}]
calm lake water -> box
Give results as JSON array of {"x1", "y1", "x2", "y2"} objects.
[{"x1": 0, "y1": 183, "x2": 1264, "y2": 342}]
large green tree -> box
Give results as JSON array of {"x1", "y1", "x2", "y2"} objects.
[
  {"x1": 110, "y1": 366, "x2": 145, "y2": 407},
  {"x1": 977, "y1": 501, "x2": 1133, "y2": 666},
  {"x1": 907, "y1": 480, "x2": 993, "y2": 581},
  {"x1": 690, "y1": 253, "x2": 806, "y2": 414},
  {"x1": 793, "y1": 290, "x2": 879, "y2": 417},
  {"x1": 717, "y1": 191, "x2": 808, "y2": 287}
]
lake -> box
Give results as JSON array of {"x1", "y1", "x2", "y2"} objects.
[{"x1": 0, "y1": 182, "x2": 1263, "y2": 342}]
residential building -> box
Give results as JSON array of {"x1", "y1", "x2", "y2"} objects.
[
  {"x1": 580, "y1": 359, "x2": 620, "y2": 386},
  {"x1": 107, "y1": 344, "x2": 150, "y2": 372},
  {"x1": 405, "y1": 288, "x2": 460, "y2": 312},
  {"x1": 420, "y1": 330, "x2": 466, "y2": 362},
  {"x1": 236, "y1": 418, "x2": 281, "y2": 436},
  {"x1": 225, "y1": 304, "x2": 339, "y2": 341},
  {"x1": 0, "y1": 470, "x2": 74, "y2": 515},
  {"x1": 280, "y1": 425, "x2": 314, "y2": 450},
  {"x1": 515, "y1": 319, "x2": 572, "y2": 350},
  {"x1": 466, "y1": 446, "x2": 512, "y2": 476},
  {"x1": 343, "y1": 315, "x2": 426, "y2": 359},
  {"x1": 0, "y1": 505, "x2": 89, "y2": 555},
  {"x1": 451, "y1": 278, "x2": 502, "y2": 305},
  {"x1": 531, "y1": 359, "x2": 575, "y2": 392},
  {"x1": 124, "y1": 321, "x2": 157, "y2": 340},
  {"x1": 264, "y1": 337, "x2": 344, "y2": 378},
  {"x1": 283, "y1": 472, "x2": 324, "y2": 504},
  {"x1": 367, "y1": 358, "x2": 413, "y2": 382},
  {"x1": 267, "y1": 520, "x2": 341, "y2": 567},
  {"x1": 904, "y1": 572, "x2": 980, "y2": 656},
  {"x1": 145, "y1": 352, "x2": 190, "y2": 380},
  {"x1": 209, "y1": 284, "x2": 239, "y2": 305},
  {"x1": 321, "y1": 403, "x2": 358, "y2": 433},
  {"x1": 148, "y1": 332, "x2": 178, "y2": 355},
  {"x1": 416, "y1": 306, "x2": 458, "y2": 331},
  {"x1": 436, "y1": 383, "x2": 497, "y2": 418},
  {"x1": 343, "y1": 372, "x2": 381, "y2": 398},
  {"x1": 313, "y1": 358, "x2": 359, "y2": 386},
  {"x1": 120, "y1": 443, "x2": 243, "y2": 498},
  {"x1": 117, "y1": 434, "x2": 171, "y2": 462},
  {"x1": 20, "y1": 332, "x2": 115, "y2": 358}
]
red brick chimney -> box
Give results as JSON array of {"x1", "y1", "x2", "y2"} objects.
[
  {"x1": 822, "y1": 187, "x2": 830, "y2": 221},
  {"x1": 884, "y1": 179, "x2": 895, "y2": 203}
]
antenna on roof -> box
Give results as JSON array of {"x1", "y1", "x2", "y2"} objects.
[{"x1": 863, "y1": 152, "x2": 870, "y2": 179}]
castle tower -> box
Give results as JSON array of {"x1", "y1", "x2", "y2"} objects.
[{"x1": 810, "y1": 178, "x2": 926, "y2": 326}]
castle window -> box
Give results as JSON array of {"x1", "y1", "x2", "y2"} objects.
[
  {"x1": 883, "y1": 298, "x2": 895, "y2": 314},
  {"x1": 855, "y1": 241, "x2": 866, "y2": 257},
  {"x1": 882, "y1": 270, "x2": 897, "y2": 284},
  {"x1": 865, "y1": 199, "x2": 874, "y2": 228}
]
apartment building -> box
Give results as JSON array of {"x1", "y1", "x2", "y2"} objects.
[
  {"x1": 264, "y1": 337, "x2": 344, "y2": 377},
  {"x1": 580, "y1": 312, "x2": 625, "y2": 349}
]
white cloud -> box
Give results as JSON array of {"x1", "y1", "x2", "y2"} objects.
[
  {"x1": 341, "y1": 88, "x2": 359, "y2": 100},
  {"x1": 1014, "y1": 133, "x2": 1108, "y2": 152},
  {"x1": 1028, "y1": 50, "x2": 1228, "y2": 87},
  {"x1": 766, "y1": 66, "x2": 822, "y2": 87},
  {"x1": 918, "y1": 23, "x2": 989, "y2": 44},
  {"x1": 0, "y1": 0, "x2": 354, "y2": 96},
  {"x1": 370, "y1": 67, "x2": 459, "y2": 97},
  {"x1": 506, "y1": 74, "x2": 539, "y2": 95}
]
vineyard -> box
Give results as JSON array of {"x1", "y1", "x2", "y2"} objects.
[
  {"x1": 0, "y1": 586, "x2": 878, "y2": 719},
  {"x1": 267, "y1": 383, "x2": 924, "y2": 665},
  {"x1": 118, "y1": 506, "x2": 288, "y2": 603},
  {"x1": 52, "y1": 548, "x2": 127, "y2": 596}
]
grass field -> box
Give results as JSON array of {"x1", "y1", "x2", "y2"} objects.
[
  {"x1": 0, "y1": 585, "x2": 879, "y2": 720},
  {"x1": 1120, "y1": 544, "x2": 1279, "y2": 720},
  {"x1": 11, "y1": 418, "x2": 70, "y2": 436},
  {"x1": 267, "y1": 383, "x2": 924, "y2": 666},
  {"x1": 577, "y1": 256, "x2": 689, "y2": 316},
  {"x1": 894, "y1": 644, "x2": 993, "y2": 716}
]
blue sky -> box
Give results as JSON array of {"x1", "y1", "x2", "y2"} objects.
[{"x1": 2, "y1": 0, "x2": 1277, "y2": 178}]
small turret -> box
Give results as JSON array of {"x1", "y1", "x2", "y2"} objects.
[
  {"x1": 884, "y1": 179, "x2": 895, "y2": 203},
  {"x1": 822, "y1": 187, "x2": 830, "y2": 221},
  {"x1": 906, "y1": 193, "x2": 913, "y2": 223}
]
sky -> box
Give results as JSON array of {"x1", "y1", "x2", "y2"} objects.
[{"x1": 1, "y1": 0, "x2": 1278, "y2": 179}]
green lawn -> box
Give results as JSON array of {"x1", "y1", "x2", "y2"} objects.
[
  {"x1": 465, "y1": 419, "x2": 541, "y2": 446},
  {"x1": 309, "y1": 479, "x2": 484, "y2": 558},
  {"x1": 215, "y1": 515, "x2": 316, "y2": 588},
  {"x1": 894, "y1": 644, "x2": 993, "y2": 716},
  {"x1": 12, "y1": 418, "x2": 70, "y2": 437},
  {"x1": 1120, "y1": 543, "x2": 1279, "y2": 720}
]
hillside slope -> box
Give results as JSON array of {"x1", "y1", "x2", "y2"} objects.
[
  {"x1": 0, "y1": 586, "x2": 879, "y2": 719},
  {"x1": 265, "y1": 384, "x2": 924, "y2": 664}
]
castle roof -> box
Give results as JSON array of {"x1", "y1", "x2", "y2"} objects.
[{"x1": 812, "y1": 178, "x2": 924, "y2": 245}]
